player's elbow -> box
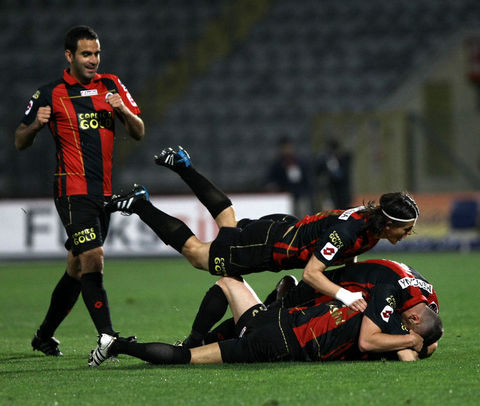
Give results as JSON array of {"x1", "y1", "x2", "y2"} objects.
[
  {"x1": 357, "y1": 336, "x2": 374, "y2": 353},
  {"x1": 15, "y1": 137, "x2": 30, "y2": 151},
  {"x1": 301, "y1": 266, "x2": 317, "y2": 286}
]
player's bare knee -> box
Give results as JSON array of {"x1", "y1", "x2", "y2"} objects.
[
  {"x1": 79, "y1": 247, "x2": 104, "y2": 274},
  {"x1": 182, "y1": 242, "x2": 209, "y2": 270},
  {"x1": 215, "y1": 207, "x2": 238, "y2": 228}
]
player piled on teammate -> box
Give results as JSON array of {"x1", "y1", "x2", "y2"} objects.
[
  {"x1": 88, "y1": 266, "x2": 443, "y2": 366},
  {"x1": 176, "y1": 259, "x2": 440, "y2": 351},
  {"x1": 105, "y1": 146, "x2": 419, "y2": 314}
]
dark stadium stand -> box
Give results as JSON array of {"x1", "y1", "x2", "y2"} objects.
[{"x1": 3, "y1": 0, "x2": 480, "y2": 196}]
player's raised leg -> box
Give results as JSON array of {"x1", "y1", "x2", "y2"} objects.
[
  {"x1": 154, "y1": 146, "x2": 236, "y2": 228},
  {"x1": 106, "y1": 185, "x2": 210, "y2": 270}
]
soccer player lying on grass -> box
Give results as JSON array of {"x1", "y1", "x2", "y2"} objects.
[
  {"x1": 105, "y1": 146, "x2": 420, "y2": 313},
  {"x1": 88, "y1": 274, "x2": 442, "y2": 366},
  {"x1": 177, "y1": 258, "x2": 440, "y2": 353}
]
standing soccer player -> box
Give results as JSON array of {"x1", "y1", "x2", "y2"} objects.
[{"x1": 14, "y1": 25, "x2": 145, "y2": 360}]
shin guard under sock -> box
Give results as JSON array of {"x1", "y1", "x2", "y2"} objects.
[
  {"x1": 176, "y1": 166, "x2": 232, "y2": 219},
  {"x1": 133, "y1": 200, "x2": 194, "y2": 253},
  {"x1": 115, "y1": 340, "x2": 191, "y2": 364},
  {"x1": 183, "y1": 284, "x2": 229, "y2": 347},
  {"x1": 80, "y1": 272, "x2": 115, "y2": 335},
  {"x1": 38, "y1": 271, "x2": 81, "y2": 338}
]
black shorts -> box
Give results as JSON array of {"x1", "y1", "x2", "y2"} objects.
[
  {"x1": 218, "y1": 307, "x2": 301, "y2": 363},
  {"x1": 208, "y1": 219, "x2": 283, "y2": 277},
  {"x1": 55, "y1": 195, "x2": 110, "y2": 256}
]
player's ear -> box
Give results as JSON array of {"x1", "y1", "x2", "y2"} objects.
[
  {"x1": 408, "y1": 312, "x2": 421, "y2": 325},
  {"x1": 65, "y1": 49, "x2": 73, "y2": 64}
]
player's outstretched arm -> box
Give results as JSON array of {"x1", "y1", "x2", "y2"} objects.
[{"x1": 302, "y1": 255, "x2": 367, "y2": 312}]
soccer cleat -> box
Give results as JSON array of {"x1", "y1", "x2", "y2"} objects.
[
  {"x1": 88, "y1": 333, "x2": 117, "y2": 367},
  {"x1": 154, "y1": 146, "x2": 191, "y2": 170},
  {"x1": 31, "y1": 333, "x2": 63, "y2": 356},
  {"x1": 105, "y1": 184, "x2": 149, "y2": 215}
]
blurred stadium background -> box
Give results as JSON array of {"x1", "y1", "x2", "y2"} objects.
[{"x1": 2, "y1": 0, "x2": 480, "y2": 258}]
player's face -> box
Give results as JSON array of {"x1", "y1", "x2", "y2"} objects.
[
  {"x1": 383, "y1": 221, "x2": 415, "y2": 244},
  {"x1": 66, "y1": 39, "x2": 101, "y2": 84}
]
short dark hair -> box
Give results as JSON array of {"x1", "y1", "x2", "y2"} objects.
[
  {"x1": 416, "y1": 305, "x2": 444, "y2": 346},
  {"x1": 64, "y1": 25, "x2": 98, "y2": 53}
]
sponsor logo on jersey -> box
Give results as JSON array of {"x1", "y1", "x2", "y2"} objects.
[
  {"x1": 381, "y1": 305, "x2": 394, "y2": 322},
  {"x1": 398, "y1": 277, "x2": 433, "y2": 294},
  {"x1": 329, "y1": 230, "x2": 344, "y2": 249},
  {"x1": 32, "y1": 90, "x2": 40, "y2": 100},
  {"x1": 320, "y1": 242, "x2": 338, "y2": 261},
  {"x1": 386, "y1": 295, "x2": 397, "y2": 309},
  {"x1": 80, "y1": 89, "x2": 98, "y2": 96},
  {"x1": 338, "y1": 206, "x2": 364, "y2": 220},
  {"x1": 72, "y1": 228, "x2": 97, "y2": 245},
  {"x1": 77, "y1": 111, "x2": 113, "y2": 130},
  {"x1": 213, "y1": 257, "x2": 226, "y2": 276},
  {"x1": 118, "y1": 78, "x2": 138, "y2": 107}
]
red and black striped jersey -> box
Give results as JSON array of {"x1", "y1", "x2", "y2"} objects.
[
  {"x1": 278, "y1": 259, "x2": 439, "y2": 361},
  {"x1": 279, "y1": 259, "x2": 439, "y2": 314},
  {"x1": 288, "y1": 300, "x2": 408, "y2": 361},
  {"x1": 21, "y1": 69, "x2": 141, "y2": 198},
  {"x1": 272, "y1": 206, "x2": 379, "y2": 269}
]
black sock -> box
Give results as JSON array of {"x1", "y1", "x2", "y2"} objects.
[
  {"x1": 114, "y1": 340, "x2": 191, "y2": 364},
  {"x1": 176, "y1": 166, "x2": 232, "y2": 219},
  {"x1": 37, "y1": 271, "x2": 81, "y2": 338},
  {"x1": 80, "y1": 272, "x2": 115, "y2": 335},
  {"x1": 184, "y1": 284, "x2": 228, "y2": 348},
  {"x1": 133, "y1": 200, "x2": 194, "y2": 253},
  {"x1": 204, "y1": 318, "x2": 236, "y2": 343},
  {"x1": 262, "y1": 288, "x2": 278, "y2": 307}
]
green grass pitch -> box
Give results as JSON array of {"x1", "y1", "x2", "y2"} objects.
[{"x1": 1, "y1": 252, "x2": 479, "y2": 405}]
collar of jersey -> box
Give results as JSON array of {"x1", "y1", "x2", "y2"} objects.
[{"x1": 63, "y1": 69, "x2": 102, "y2": 87}]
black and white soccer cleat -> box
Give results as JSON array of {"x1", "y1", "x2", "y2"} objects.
[{"x1": 105, "y1": 184, "x2": 149, "y2": 215}]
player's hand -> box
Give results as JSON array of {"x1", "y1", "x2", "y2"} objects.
[
  {"x1": 409, "y1": 329, "x2": 424, "y2": 352},
  {"x1": 34, "y1": 106, "x2": 51, "y2": 128},
  {"x1": 335, "y1": 288, "x2": 367, "y2": 312},
  {"x1": 105, "y1": 92, "x2": 126, "y2": 113},
  {"x1": 348, "y1": 297, "x2": 367, "y2": 312}
]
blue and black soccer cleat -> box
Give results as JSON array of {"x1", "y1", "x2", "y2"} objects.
[{"x1": 154, "y1": 146, "x2": 191, "y2": 170}]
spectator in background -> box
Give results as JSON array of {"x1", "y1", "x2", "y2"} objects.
[
  {"x1": 317, "y1": 139, "x2": 352, "y2": 209},
  {"x1": 265, "y1": 137, "x2": 313, "y2": 217}
]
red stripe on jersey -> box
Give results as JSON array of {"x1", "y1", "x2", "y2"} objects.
[
  {"x1": 342, "y1": 229, "x2": 378, "y2": 257},
  {"x1": 295, "y1": 210, "x2": 344, "y2": 227},
  {"x1": 90, "y1": 90, "x2": 114, "y2": 196},
  {"x1": 362, "y1": 259, "x2": 429, "y2": 311},
  {"x1": 291, "y1": 306, "x2": 359, "y2": 348},
  {"x1": 51, "y1": 84, "x2": 87, "y2": 195},
  {"x1": 321, "y1": 341, "x2": 355, "y2": 361}
]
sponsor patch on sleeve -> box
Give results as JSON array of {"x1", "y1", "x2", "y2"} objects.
[
  {"x1": 320, "y1": 242, "x2": 338, "y2": 261},
  {"x1": 25, "y1": 100, "x2": 33, "y2": 115},
  {"x1": 381, "y1": 305, "x2": 394, "y2": 322}
]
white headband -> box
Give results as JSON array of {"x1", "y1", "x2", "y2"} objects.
[{"x1": 381, "y1": 209, "x2": 417, "y2": 224}]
